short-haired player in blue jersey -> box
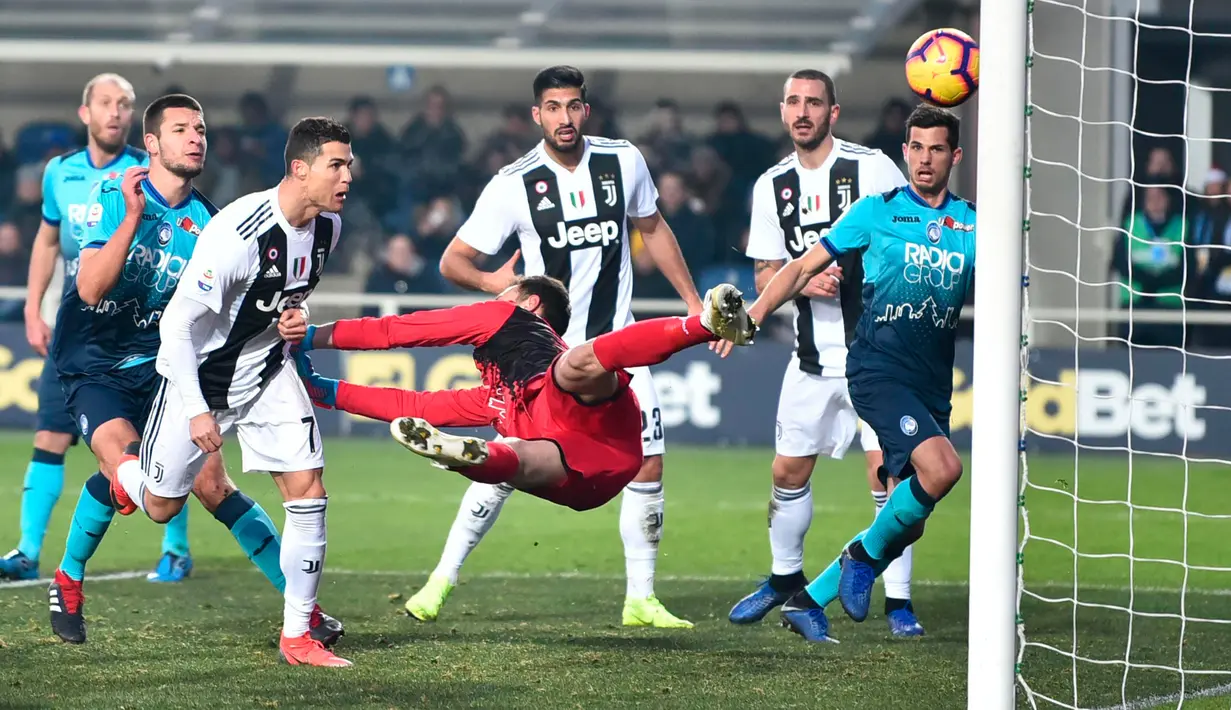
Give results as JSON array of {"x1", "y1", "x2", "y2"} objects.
[
  {"x1": 0, "y1": 73, "x2": 196, "y2": 583},
  {"x1": 45, "y1": 94, "x2": 344, "y2": 646},
  {"x1": 728, "y1": 105, "x2": 975, "y2": 643}
]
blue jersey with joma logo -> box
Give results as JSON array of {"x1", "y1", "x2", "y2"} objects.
[
  {"x1": 820, "y1": 186, "x2": 976, "y2": 409},
  {"x1": 52, "y1": 177, "x2": 217, "y2": 377},
  {"x1": 41, "y1": 146, "x2": 147, "y2": 291}
]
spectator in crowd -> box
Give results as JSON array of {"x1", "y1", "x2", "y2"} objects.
[
  {"x1": 1120, "y1": 144, "x2": 1183, "y2": 226},
  {"x1": 1189, "y1": 167, "x2": 1231, "y2": 349},
  {"x1": 585, "y1": 97, "x2": 622, "y2": 139},
  {"x1": 237, "y1": 92, "x2": 288, "y2": 185},
  {"x1": 411, "y1": 195, "x2": 463, "y2": 264},
  {"x1": 0, "y1": 221, "x2": 26, "y2": 322},
  {"x1": 477, "y1": 103, "x2": 537, "y2": 166},
  {"x1": 9, "y1": 162, "x2": 45, "y2": 249},
  {"x1": 633, "y1": 171, "x2": 717, "y2": 298},
  {"x1": 195, "y1": 127, "x2": 263, "y2": 207},
  {"x1": 707, "y1": 100, "x2": 775, "y2": 195},
  {"x1": 864, "y1": 98, "x2": 912, "y2": 172},
  {"x1": 362, "y1": 234, "x2": 444, "y2": 316},
  {"x1": 638, "y1": 99, "x2": 695, "y2": 176},
  {"x1": 346, "y1": 96, "x2": 399, "y2": 218},
  {"x1": 1111, "y1": 181, "x2": 1193, "y2": 347},
  {"x1": 0, "y1": 130, "x2": 16, "y2": 215},
  {"x1": 401, "y1": 85, "x2": 467, "y2": 201}
]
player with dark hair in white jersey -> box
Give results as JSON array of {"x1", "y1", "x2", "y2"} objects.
[
  {"x1": 415, "y1": 65, "x2": 704, "y2": 629},
  {"x1": 727, "y1": 70, "x2": 926, "y2": 637},
  {"x1": 109, "y1": 117, "x2": 356, "y2": 667}
]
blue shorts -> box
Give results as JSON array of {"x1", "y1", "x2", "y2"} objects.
[
  {"x1": 848, "y1": 376, "x2": 950, "y2": 481},
  {"x1": 36, "y1": 355, "x2": 79, "y2": 440},
  {"x1": 60, "y1": 362, "x2": 160, "y2": 448}
]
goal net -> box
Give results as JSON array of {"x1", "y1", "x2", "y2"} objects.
[{"x1": 1013, "y1": 0, "x2": 1231, "y2": 708}]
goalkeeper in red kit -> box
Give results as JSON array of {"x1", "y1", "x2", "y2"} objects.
[{"x1": 282, "y1": 277, "x2": 755, "y2": 510}]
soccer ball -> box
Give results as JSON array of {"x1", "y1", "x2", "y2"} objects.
[{"x1": 905, "y1": 28, "x2": 980, "y2": 108}]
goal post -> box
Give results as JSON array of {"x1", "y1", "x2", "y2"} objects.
[{"x1": 968, "y1": 0, "x2": 1029, "y2": 707}]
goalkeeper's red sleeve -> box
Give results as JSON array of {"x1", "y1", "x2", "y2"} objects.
[
  {"x1": 334, "y1": 381, "x2": 495, "y2": 427},
  {"x1": 330, "y1": 301, "x2": 517, "y2": 351}
]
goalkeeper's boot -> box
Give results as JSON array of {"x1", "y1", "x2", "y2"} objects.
[
  {"x1": 700, "y1": 284, "x2": 756, "y2": 345},
  {"x1": 48, "y1": 569, "x2": 86, "y2": 644},
  {"x1": 837, "y1": 544, "x2": 877, "y2": 623},
  {"x1": 390, "y1": 418, "x2": 488, "y2": 470},
  {"x1": 886, "y1": 601, "x2": 926, "y2": 638},
  {"x1": 279, "y1": 632, "x2": 352, "y2": 668},
  {"x1": 147, "y1": 551, "x2": 193, "y2": 583},
  {"x1": 781, "y1": 599, "x2": 838, "y2": 644},
  {"x1": 310, "y1": 605, "x2": 345, "y2": 647},
  {"x1": 623, "y1": 595, "x2": 694, "y2": 629},
  {"x1": 405, "y1": 572, "x2": 454, "y2": 622},
  {"x1": 0, "y1": 549, "x2": 39, "y2": 581},
  {"x1": 729, "y1": 575, "x2": 805, "y2": 624}
]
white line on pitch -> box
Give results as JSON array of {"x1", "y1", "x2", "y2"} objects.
[
  {"x1": 1089, "y1": 680, "x2": 1231, "y2": 710},
  {"x1": 5, "y1": 569, "x2": 1231, "y2": 599}
]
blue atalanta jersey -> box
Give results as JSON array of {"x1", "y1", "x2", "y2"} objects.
[
  {"x1": 820, "y1": 186, "x2": 976, "y2": 409},
  {"x1": 52, "y1": 177, "x2": 217, "y2": 377},
  {"x1": 41, "y1": 146, "x2": 147, "y2": 291}
]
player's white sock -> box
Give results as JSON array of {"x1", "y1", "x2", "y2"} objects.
[
  {"x1": 281, "y1": 497, "x2": 328, "y2": 637},
  {"x1": 116, "y1": 457, "x2": 147, "y2": 514},
  {"x1": 769, "y1": 483, "x2": 813, "y2": 576},
  {"x1": 874, "y1": 490, "x2": 912, "y2": 600},
  {"x1": 620, "y1": 481, "x2": 663, "y2": 600},
  {"x1": 432, "y1": 483, "x2": 515, "y2": 584}
]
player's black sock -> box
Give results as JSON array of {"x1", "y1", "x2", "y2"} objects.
[
  {"x1": 847, "y1": 539, "x2": 874, "y2": 564},
  {"x1": 783, "y1": 588, "x2": 821, "y2": 611},
  {"x1": 885, "y1": 597, "x2": 912, "y2": 615},
  {"x1": 768, "y1": 571, "x2": 807, "y2": 594}
]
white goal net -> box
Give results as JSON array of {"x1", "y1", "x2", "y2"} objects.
[{"x1": 1014, "y1": 0, "x2": 1231, "y2": 708}]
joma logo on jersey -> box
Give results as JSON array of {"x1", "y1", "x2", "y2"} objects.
[
  {"x1": 255, "y1": 287, "x2": 315, "y2": 313},
  {"x1": 903, "y1": 243, "x2": 967, "y2": 290},
  {"x1": 788, "y1": 225, "x2": 829, "y2": 255},
  {"x1": 548, "y1": 219, "x2": 620, "y2": 249},
  {"x1": 893, "y1": 215, "x2": 921, "y2": 224}
]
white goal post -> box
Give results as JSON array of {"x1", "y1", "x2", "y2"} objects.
[{"x1": 968, "y1": 0, "x2": 1029, "y2": 708}]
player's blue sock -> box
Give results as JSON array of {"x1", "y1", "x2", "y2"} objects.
[
  {"x1": 861, "y1": 476, "x2": 936, "y2": 561},
  {"x1": 17, "y1": 448, "x2": 66, "y2": 560},
  {"x1": 161, "y1": 505, "x2": 191, "y2": 557},
  {"x1": 213, "y1": 491, "x2": 285, "y2": 593},
  {"x1": 59, "y1": 473, "x2": 115, "y2": 581}
]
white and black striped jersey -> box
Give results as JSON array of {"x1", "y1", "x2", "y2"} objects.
[
  {"x1": 745, "y1": 139, "x2": 907, "y2": 377},
  {"x1": 457, "y1": 137, "x2": 659, "y2": 347},
  {"x1": 157, "y1": 187, "x2": 341, "y2": 410}
]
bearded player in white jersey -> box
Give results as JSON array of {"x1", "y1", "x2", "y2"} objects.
[
  {"x1": 727, "y1": 69, "x2": 926, "y2": 637},
  {"x1": 408, "y1": 65, "x2": 704, "y2": 629},
  {"x1": 109, "y1": 117, "x2": 355, "y2": 667}
]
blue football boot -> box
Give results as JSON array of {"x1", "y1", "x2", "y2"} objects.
[
  {"x1": 887, "y1": 602, "x2": 926, "y2": 637},
  {"x1": 147, "y1": 551, "x2": 193, "y2": 583},
  {"x1": 838, "y1": 548, "x2": 877, "y2": 623},
  {"x1": 0, "y1": 549, "x2": 39, "y2": 581},
  {"x1": 729, "y1": 575, "x2": 805, "y2": 624}
]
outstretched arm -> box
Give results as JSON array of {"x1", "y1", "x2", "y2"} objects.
[
  {"x1": 305, "y1": 301, "x2": 517, "y2": 352},
  {"x1": 292, "y1": 348, "x2": 494, "y2": 427}
]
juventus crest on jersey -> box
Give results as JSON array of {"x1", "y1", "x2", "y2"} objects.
[
  {"x1": 746, "y1": 138, "x2": 907, "y2": 376},
  {"x1": 456, "y1": 137, "x2": 660, "y2": 347},
  {"x1": 158, "y1": 187, "x2": 342, "y2": 410}
]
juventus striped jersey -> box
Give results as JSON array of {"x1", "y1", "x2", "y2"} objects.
[
  {"x1": 157, "y1": 187, "x2": 341, "y2": 411},
  {"x1": 456, "y1": 137, "x2": 659, "y2": 346},
  {"x1": 745, "y1": 139, "x2": 906, "y2": 377}
]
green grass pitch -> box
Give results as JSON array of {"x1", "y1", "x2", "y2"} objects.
[{"x1": 0, "y1": 433, "x2": 1229, "y2": 709}]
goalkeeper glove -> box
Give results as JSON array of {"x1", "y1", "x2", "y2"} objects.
[{"x1": 291, "y1": 346, "x2": 337, "y2": 409}]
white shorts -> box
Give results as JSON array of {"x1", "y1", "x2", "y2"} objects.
[
  {"x1": 859, "y1": 418, "x2": 881, "y2": 453},
  {"x1": 628, "y1": 366, "x2": 665, "y2": 458},
  {"x1": 774, "y1": 360, "x2": 860, "y2": 459},
  {"x1": 141, "y1": 362, "x2": 324, "y2": 498}
]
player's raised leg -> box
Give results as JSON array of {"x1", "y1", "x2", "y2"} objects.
[{"x1": 862, "y1": 423, "x2": 923, "y2": 637}]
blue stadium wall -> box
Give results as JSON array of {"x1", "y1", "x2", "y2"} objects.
[{"x1": 0, "y1": 324, "x2": 1217, "y2": 457}]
